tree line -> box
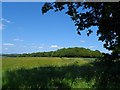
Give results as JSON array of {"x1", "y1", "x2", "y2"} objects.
[{"x1": 3, "y1": 47, "x2": 103, "y2": 58}]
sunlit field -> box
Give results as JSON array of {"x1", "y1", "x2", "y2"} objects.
[
  {"x1": 3, "y1": 57, "x2": 120, "y2": 89},
  {"x1": 2, "y1": 57, "x2": 93, "y2": 70}
]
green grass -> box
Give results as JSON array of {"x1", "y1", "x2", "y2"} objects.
[
  {"x1": 2, "y1": 57, "x2": 96, "y2": 89},
  {"x1": 2, "y1": 57, "x2": 90, "y2": 71},
  {"x1": 3, "y1": 57, "x2": 120, "y2": 89}
]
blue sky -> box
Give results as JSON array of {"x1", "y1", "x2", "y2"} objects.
[{"x1": 2, "y1": 2, "x2": 111, "y2": 54}]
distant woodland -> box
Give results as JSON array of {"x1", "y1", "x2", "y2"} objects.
[{"x1": 3, "y1": 47, "x2": 103, "y2": 58}]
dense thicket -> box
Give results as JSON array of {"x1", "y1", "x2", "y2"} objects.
[{"x1": 3, "y1": 47, "x2": 102, "y2": 58}]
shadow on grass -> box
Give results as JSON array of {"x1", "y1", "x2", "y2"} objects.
[
  {"x1": 2, "y1": 60, "x2": 120, "y2": 89},
  {"x1": 93, "y1": 58, "x2": 120, "y2": 89}
]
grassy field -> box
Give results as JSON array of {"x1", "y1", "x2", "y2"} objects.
[
  {"x1": 2, "y1": 57, "x2": 120, "y2": 89},
  {"x1": 2, "y1": 57, "x2": 92, "y2": 71},
  {"x1": 2, "y1": 57, "x2": 97, "y2": 89}
]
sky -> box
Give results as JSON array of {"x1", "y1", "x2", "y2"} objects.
[{"x1": 1, "y1": 2, "x2": 111, "y2": 54}]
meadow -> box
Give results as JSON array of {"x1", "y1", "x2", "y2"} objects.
[{"x1": 2, "y1": 57, "x2": 120, "y2": 89}]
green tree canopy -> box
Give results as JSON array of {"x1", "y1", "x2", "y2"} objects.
[{"x1": 42, "y1": 2, "x2": 120, "y2": 58}]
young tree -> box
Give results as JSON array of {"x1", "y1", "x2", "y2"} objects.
[{"x1": 42, "y1": 2, "x2": 120, "y2": 59}]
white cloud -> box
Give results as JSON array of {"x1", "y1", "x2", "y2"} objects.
[
  {"x1": 0, "y1": 23, "x2": 5, "y2": 30},
  {"x1": 3, "y1": 43, "x2": 14, "y2": 46},
  {"x1": 4, "y1": 48, "x2": 8, "y2": 50},
  {"x1": 0, "y1": 23, "x2": 2, "y2": 30},
  {"x1": 1, "y1": 18, "x2": 11, "y2": 23},
  {"x1": 38, "y1": 46, "x2": 43, "y2": 49},
  {"x1": 13, "y1": 38, "x2": 24, "y2": 42},
  {"x1": 88, "y1": 46, "x2": 95, "y2": 49},
  {"x1": 50, "y1": 45, "x2": 64, "y2": 49},
  {"x1": 50, "y1": 45, "x2": 58, "y2": 48},
  {"x1": 0, "y1": 18, "x2": 12, "y2": 30},
  {"x1": 80, "y1": 40, "x2": 85, "y2": 43}
]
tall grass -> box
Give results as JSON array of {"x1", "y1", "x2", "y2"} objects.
[{"x1": 2, "y1": 57, "x2": 89, "y2": 71}]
